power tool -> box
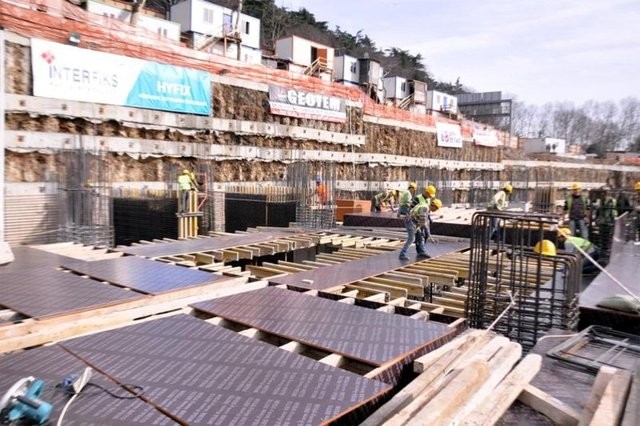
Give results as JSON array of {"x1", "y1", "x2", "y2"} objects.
[{"x1": 0, "y1": 377, "x2": 53, "y2": 424}]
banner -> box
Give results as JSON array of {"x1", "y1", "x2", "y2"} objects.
[
  {"x1": 268, "y1": 85, "x2": 346, "y2": 122},
  {"x1": 31, "y1": 38, "x2": 211, "y2": 115},
  {"x1": 473, "y1": 128, "x2": 500, "y2": 147},
  {"x1": 435, "y1": 122, "x2": 463, "y2": 148}
]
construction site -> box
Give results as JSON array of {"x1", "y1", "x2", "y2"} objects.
[{"x1": 1, "y1": 1, "x2": 639, "y2": 425}]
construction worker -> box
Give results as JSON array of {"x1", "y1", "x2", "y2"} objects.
[
  {"x1": 397, "y1": 182, "x2": 418, "y2": 260},
  {"x1": 314, "y1": 176, "x2": 328, "y2": 205},
  {"x1": 563, "y1": 183, "x2": 590, "y2": 239},
  {"x1": 371, "y1": 189, "x2": 397, "y2": 212},
  {"x1": 534, "y1": 239, "x2": 557, "y2": 256},
  {"x1": 487, "y1": 184, "x2": 513, "y2": 240},
  {"x1": 558, "y1": 227, "x2": 601, "y2": 274},
  {"x1": 412, "y1": 184, "x2": 437, "y2": 208},
  {"x1": 400, "y1": 198, "x2": 443, "y2": 260},
  {"x1": 177, "y1": 169, "x2": 197, "y2": 213},
  {"x1": 594, "y1": 187, "x2": 617, "y2": 250}
]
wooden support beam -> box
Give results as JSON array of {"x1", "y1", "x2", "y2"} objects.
[
  {"x1": 622, "y1": 361, "x2": 640, "y2": 426},
  {"x1": 466, "y1": 354, "x2": 543, "y2": 425},
  {"x1": 319, "y1": 353, "x2": 344, "y2": 367},
  {"x1": 412, "y1": 360, "x2": 490, "y2": 425},
  {"x1": 354, "y1": 280, "x2": 408, "y2": 300},
  {"x1": 363, "y1": 277, "x2": 424, "y2": 298},
  {"x1": 584, "y1": 368, "x2": 632, "y2": 426},
  {"x1": 238, "y1": 327, "x2": 263, "y2": 339},
  {"x1": 518, "y1": 385, "x2": 580, "y2": 426},
  {"x1": 578, "y1": 366, "x2": 618, "y2": 426},
  {"x1": 279, "y1": 341, "x2": 305, "y2": 353}
]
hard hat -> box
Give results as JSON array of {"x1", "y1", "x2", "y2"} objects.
[
  {"x1": 431, "y1": 198, "x2": 443, "y2": 209},
  {"x1": 534, "y1": 240, "x2": 557, "y2": 256},
  {"x1": 635, "y1": 181, "x2": 640, "y2": 191},
  {"x1": 558, "y1": 227, "x2": 572, "y2": 237},
  {"x1": 425, "y1": 185, "x2": 437, "y2": 197},
  {"x1": 408, "y1": 182, "x2": 417, "y2": 190},
  {"x1": 182, "y1": 169, "x2": 190, "y2": 174},
  {"x1": 504, "y1": 184, "x2": 513, "y2": 193},
  {"x1": 315, "y1": 176, "x2": 322, "y2": 183},
  {"x1": 571, "y1": 183, "x2": 581, "y2": 190}
]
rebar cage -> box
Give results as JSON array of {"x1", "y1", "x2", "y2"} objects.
[{"x1": 466, "y1": 211, "x2": 582, "y2": 350}]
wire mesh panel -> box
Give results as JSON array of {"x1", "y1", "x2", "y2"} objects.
[
  {"x1": 57, "y1": 147, "x2": 113, "y2": 247},
  {"x1": 467, "y1": 211, "x2": 581, "y2": 350},
  {"x1": 287, "y1": 162, "x2": 336, "y2": 229}
]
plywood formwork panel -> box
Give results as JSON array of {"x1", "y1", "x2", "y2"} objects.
[
  {"x1": 191, "y1": 286, "x2": 455, "y2": 367},
  {"x1": 0, "y1": 345, "x2": 177, "y2": 425},
  {"x1": 0, "y1": 267, "x2": 145, "y2": 320},
  {"x1": 62, "y1": 256, "x2": 227, "y2": 295},
  {"x1": 270, "y1": 242, "x2": 467, "y2": 290},
  {"x1": 60, "y1": 314, "x2": 390, "y2": 425},
  {"x1": 117, "y1": 231, "x2": 301, "y2": 257}
]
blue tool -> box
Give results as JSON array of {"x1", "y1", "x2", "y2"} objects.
[{"x1": 0, "y1": 377, "x2": 53, "y2": 424}]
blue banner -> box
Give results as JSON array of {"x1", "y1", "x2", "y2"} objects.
[{"x1": 126, "y1": 62, "x2": 211, "y2": 115}]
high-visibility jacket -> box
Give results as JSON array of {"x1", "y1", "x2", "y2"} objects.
[
  {"x1": 410, "y1": 204, "x2": 430, "y2": 228},
  {"x1": 412, "y1": 193, "x2": 432, "y2": 208},
  {"x1": 564, "y1": 194, "x2": 589, "y2": 219},
  {"x1": 565, "y1": 236, "x2": 595, "y2": 253},
  {"x1": 596, "y1": 196, "x2": 617, "y2": 224},
  {"x1": 374, "y1": 189, "x2": 395, "y2": 207},
  {"x1": 178, "y1": 174, "x2": 192, "y2": 191},
  {"x1": 488, "y1": 190, "x2": 508, "y2": 210}
]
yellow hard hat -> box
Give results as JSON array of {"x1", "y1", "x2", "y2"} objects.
[
  {"x1": 425, "y1": 185, "x2": 437, "y2": 197},
  {"x1": 504, "y1": 184, "x2": 513, "y2": 193},
  {"x1": 182, "y1": 169, "x2": 190, "y2": 174},
  {"x1": 431, "y1": 198, "x2": 443, "y2": 209},
  {"x1": 534, "y1": 240, "x2": 557, "y2": 256},
  {"x1": 635, "y1": 181, "x2": 640, "y2": 191},
  {"x1": 558, "y1": 227, "x2": 572, "y2": 237},
  {"x1": 571, "y1": 183, "x2": 581, "y2": 190},
  {"x1": 408, "y1": 182, "x2": 417, "y2": 190}
]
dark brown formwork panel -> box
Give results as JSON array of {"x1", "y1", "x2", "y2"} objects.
[
  {"x1": 270, "y1": 241, "x2": 468, "y2": 289},
  {"x1": 116, "y1": 231, "x2": 297, "y2": 257},
  {"x1": 0, "y1": 267, "x2": 145, "y2": 320},
  {"x1": 60, "y1": 314, "x2": 390, "y2": 425},
  {"x1": 192, "y1": 286, "x2": 454, "y2": 366},
  {"x1": 62, "y1": 256, "x2": 226, "y2": 294},
  {"x1": 0, "y1": 246, "x2": 74, "y2": 274},
  {"x1": 0, "y1": 345, "x2": 178, "y2": 425}
]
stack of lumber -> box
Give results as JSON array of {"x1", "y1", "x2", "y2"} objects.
[{"x1": 362, "y1": 329, "x2": 542, "y2": 425}]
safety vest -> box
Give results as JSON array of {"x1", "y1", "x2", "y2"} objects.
[
  {"x1": 597, "y1": 197, "x2": 617, "y2": 224},
  {"x1": 398, "y1": 190, "x2": 412, "y2": 207},
  {"x1": 178, "y1": 174, "x2": 192, "y2": 190},
  {"x1": 565, "y1": 194, "x2": 589, "y2": 212},
  {"x1": 488, "y1": 190, "x2": 507, "y2": 210},
  {"x1": 410, "y1": 204, "x2": 429, "y2": 227},
  {"x1": 415, "y1": 194, "x2": 431, "y2": 206},
  {"x1": 566, "y1": 236, "x2": 594, "y2": 252}
]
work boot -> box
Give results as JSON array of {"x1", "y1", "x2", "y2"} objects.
[
  {"x1": 417, "y1": 253, "x2": 431, "y2": 259},
  {"x1": 399, "y1": 254, "x2": 410, "y2": 260}
]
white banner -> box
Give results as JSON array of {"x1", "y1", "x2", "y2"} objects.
[
  {"x1": 473, "y1": 128, "x2": 500, "y2": 147},
  {"x1": 31, "y1": 38, "x2": 211, "y2": 115},
  {"x1": 435, "y1": 122, "x2": 463, "y2": 148}
]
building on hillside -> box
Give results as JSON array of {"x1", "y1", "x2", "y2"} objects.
[
  {"x1": 170, "y1": 0, "x2": 261, "y2": 64},
  {"x1": 427, "y1": 90, "x2": 458, "y2": 117},
  {"x1": 274, "y1": 35, "x2": 334, "y2": 82},
  {"x1": 382, "y1": 77, "x2": 428, "y2": 113},
  {"x1": 456, "y1": 92, "x2": 512, "y2": 133},
  {"x1": 86, "y1": 0, "x2": 181, "y2": 41},
  {"x1": 334, "y1": 54, "x2": 360, "y2": 87},
  {"x1": 382, "y1": 76, "x2": 408, "y2": 106},
  {"x1": 358, "y1": 56, "x2": 384, "y2": 102},
  {"x1": 521, "y1": 137, "x2": 567, "y2": 154}
]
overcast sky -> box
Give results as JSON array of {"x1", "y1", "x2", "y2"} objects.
[{"x1": 281, "y1": 0, "x2": 640, "y2": 106}]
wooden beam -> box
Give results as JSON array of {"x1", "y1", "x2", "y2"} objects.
[
  {"x1": 518, "y1": 385, "x2": 580, "y2": 426},
  {"x1": 466, "y1": 354, "x2": 543, "y2": 425},
  {"x1": 578, "y1": 366, "x2": 618, "y2": 426},
  {"x1": 622, "y1": 361, "x2": 640, "y2": 426},
  {"x1": 588, "y1": 369, "x2": 632, "y2": 426}
]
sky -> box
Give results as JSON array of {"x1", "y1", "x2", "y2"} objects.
[{"x1": 281, "y1": 0, "x2": 640, "y2": 106}]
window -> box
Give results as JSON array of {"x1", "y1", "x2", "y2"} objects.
[
  {"x1": 223, "y1": 14, "x2": 232, "y2": 33},
  {"x1": 401, "y1": 82, "x2": 406, "y2": 92},
  {"x1": 203, "y1": 8, "x2": 214, "y2": 24},
  {"x1": 157, "y1": 28, "x2": 168, "y2": 37},
  {"x1": 244, "y1": 21, "x2": 250, "y2": 34},
  {"x1": 349, "y1": 62, "x2": 357, "y2": 73}
]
